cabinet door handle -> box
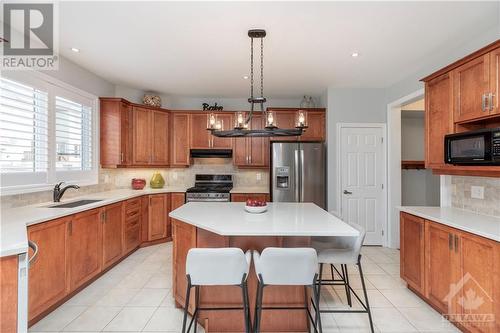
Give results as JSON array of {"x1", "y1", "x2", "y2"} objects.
[
  {"x1": 489, "y1": 93, "x2": 495, "y2": 111},
  {"x1": 454, "y1": 235, "x2": 459, "y2": 253},
  {"x1": 448, "y1": 233, "x2": 453, "y2": 250},
  {"x1": 120, "y1": 152, "x2": 124, "y2": 163},
  {"x1": 482, "y1": 94, "x2": 487, "y2": 112},
  {"x1": 28, "y1": 240, "x2": 39, "y2": 268}
]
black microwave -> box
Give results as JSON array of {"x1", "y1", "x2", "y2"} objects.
[{"x1": 445, "y1": 128, "x2": 500, "y2": 165}]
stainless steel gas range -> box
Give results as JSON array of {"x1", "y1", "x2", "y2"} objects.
[{"x1": 185, "y1": 174, "x2": 233, "y2": 202}]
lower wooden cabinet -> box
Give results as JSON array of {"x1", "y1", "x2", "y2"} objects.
[
  {"x1": 27, "y1": 217, "x2": 69, "y2": 321},
  {"x1": 230, "y1": 193, "x2": 269, "y2": 202},
  {"x1": 148, "y1": 194, "x2": 170, "y2": 241},
  {"x1": 400, "y1": 212, "x2": 425, "y2": 294},
  {"x1": 172, "y1": 219, "x2": 197, "y2": 310},
  {"x1": 68, "y1": 209, "x2": 103, "y2": 291},
  {"x1": 1, "y1": 255, "x2": 18, "y2": 333},
  {"x1": 401, "y1": 212, "x2": 500, "y2": 333},
  {"x1": 102, "y1": 203, "x2": 124, "y2": 269},
  {"x1": 124, "y1": 198, "x2": 141, "y2": 253}
]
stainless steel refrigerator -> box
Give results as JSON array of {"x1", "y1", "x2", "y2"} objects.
[{"x1": 271, "y1": 142, "x2": 326, "y2": 208}]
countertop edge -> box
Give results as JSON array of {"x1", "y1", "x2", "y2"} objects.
[{"x1": 398, "y1": 206, "x2": 500, "y2": 242}]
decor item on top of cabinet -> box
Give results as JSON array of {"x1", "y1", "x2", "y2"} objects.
[
  {"x1": 131, "y1": 178, "x2": 146, "y2": 190},
  {"x1": 142, "y1": 94, "x2": 161, "y2": 107},
  {"x1": 300, "y1": 96, "x2": 316, "y2": 108},
  {"x1": 202, "y1": 102, "x2": 223, "y2": 111},
  {"x1": 208, "y1": 29, "x2": 306, "y2": 138},
  {"x1": 150, "y1": 172, "x2": 165, "y2": 189}
]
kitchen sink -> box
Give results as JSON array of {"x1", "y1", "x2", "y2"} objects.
[{"x1": 48, "y1": 199, "x2": 103, "y2": 208}]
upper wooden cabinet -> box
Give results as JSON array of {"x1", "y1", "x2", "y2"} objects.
[
  {"x1": 190, "y1": 112, "x2": 233, "y2": 149},
  {"x1": 100, "y1": 99, "x2": 132, "y2": 168},
  {"x1": 422, "y1": 41, "x2": 500, "y2": 177},
  {"x1": 453, "y1": 54, "x2": 490, "y2": 123},
  {"x1": 132, "y1": 106, "x2": 169, "y2": 166},
  {"x1": 425, "y1": 73, "x2": 453, "y2": 168},
  {"x1": 267, "y1": 108, "x2": 326, "y2": 142},
  {"x1": 170, "y1": 113, "x2": 190, "y2": 167},
  {"x1": 233, "y1": 114, "x2": 269, "y2": 168}
]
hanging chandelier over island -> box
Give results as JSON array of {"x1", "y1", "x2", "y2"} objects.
[{"x1": 208, "y1": 29, "x2": 308, "y2": 138}]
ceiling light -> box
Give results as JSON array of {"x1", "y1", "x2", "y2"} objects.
[
  {"x1": 242, "y1": 75, "x2": 249, "y2": 80},
  {"x1": 351, "y1": 52, "x2": 359, "y2": 58},
  {"x1": 71, "y1": 47, "x2": 80, "y2": 53}
]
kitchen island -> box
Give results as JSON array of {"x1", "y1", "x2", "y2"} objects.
[{"x1": 169, "y1": 202, "x2": 358, "y2": 333}]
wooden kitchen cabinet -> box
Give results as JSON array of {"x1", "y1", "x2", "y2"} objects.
[
  {"x1": 148, "y1": 194, "x2": 170, "y2": 241},
  {"x1": 190, "y1": 113, "x2": 211, "y2": 149},
  {"x1": 400, "y1": 212, "x2": 425, "y2": 295},
  {"x1": 27, "y1": 217, "x2": 69, "y2": 321},
  {"x1": 453, "y1": 54, "x2": 490, "y2": 123},
  {"x1": 100, "y1": 98, "x2": 132, "y2": 168},
  {"x1": 101, "y1": 202, "x2": 124, "y2": 269},
  {"x1": 233, "y1": 114, "x2": 269, "y2": 168},
  {"x1": 270, "y1": 110, "x2": 298, "y2": 142},
  {"x1": 424, "y1": 220, "x2": 459, "y2": 313},
  {"x1": 301, "y1": 111, "x2": 326, "y2": 141},
  {"x1": 151, "y1": 110, "x2": 170, "y2": 165},
  {"x1": 400, "y1": 212, "x2": 500, "y2": 333},
  {"x1": 170, "y1": 113, "x2": 191, "y2": 166},
  {"x1": 132, "y1": 106, "x2": 152, "y2": 165},
  {"x1": 231, "y1": 193, "x2": 269, "y2": 202},
  {"x1": 68, "y1": 209, "x2": 102, "y2": 291},
  {"x1": 172, "y1": 219, "x2": 197, "y2": 309},
  {"x1": 1, "y1": 255, "x2": 18, "y2": 333},
  {"x1": 124, "y1": 198, "x2": 141, "y2": 254},
  {"x1": 211, "y1": 113, "x2": 233, "y2": 149},
  {"x1": 425, "y1": 73, "x2": 454, "y2": 168},
  {"x1": 458, "y1": 232, "x2": 498, "y2": 333},
  {"x1": 490, "y1": 47, "x2": 500, "y2": 116}
]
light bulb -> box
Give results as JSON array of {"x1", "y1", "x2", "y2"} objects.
[
  {"x1": 237, "y1": 114, "x2": 243, "y2": 125},
  {"x1": 267, "y1": 113, "x2": 274, "y2": 126}
]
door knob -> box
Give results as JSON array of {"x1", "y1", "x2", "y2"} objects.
[{"x1": 343, "y1": 190, "x2": 352, "y2": 195}]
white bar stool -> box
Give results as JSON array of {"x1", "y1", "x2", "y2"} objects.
[
  {"x1": 312, "y1": 223, "x2": 374, "y2": 333},
  {"x1": 252, "y1": 247, "x2": 321, "y2": 333},
  {"x1": 182, "y1": 248, "x2": 252, "y2": 333}
]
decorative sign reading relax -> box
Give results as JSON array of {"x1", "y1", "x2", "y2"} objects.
[{"x1": 202, "y1": 103, "x2": 223, "y2": 111}]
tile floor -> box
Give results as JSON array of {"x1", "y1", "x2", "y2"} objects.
[{"x1": 29, "y1": 243, "x2": 461, "y2": 333}]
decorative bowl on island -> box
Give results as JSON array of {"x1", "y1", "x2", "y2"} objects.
[{"x1": 245, "y1": 199, "x2": 267, "y2": 213}]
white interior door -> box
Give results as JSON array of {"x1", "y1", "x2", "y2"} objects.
[{"x1": 340, "y1": 126, "x2": 385, "y2": 245}]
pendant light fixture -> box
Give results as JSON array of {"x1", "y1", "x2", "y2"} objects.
[{"x1": 208, "y1": 29, "x2": 308, "y2": 138}]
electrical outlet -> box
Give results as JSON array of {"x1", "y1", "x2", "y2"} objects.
[
  {"x1": 471, "y1": 186, "x2": 484, "y2": 200},
  {"x1": 256, "y1": 173, "x2": 262, "y2": 181}
]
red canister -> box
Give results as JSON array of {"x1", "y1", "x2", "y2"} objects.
[{"x1": 131, "y1": 178, "x2": 146, "y2": 190}]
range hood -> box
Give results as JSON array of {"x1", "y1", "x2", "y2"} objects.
[{"x1": 190, "y1": 149, "x2": 232, "y2": 158}]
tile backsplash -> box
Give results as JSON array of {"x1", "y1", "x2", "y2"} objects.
[
  {"x1": 0, "y1": 159, "x2": 269, "y2": 209},
  {"x1": 451, "y1": 176, "x2": 500, "y2": 217}
]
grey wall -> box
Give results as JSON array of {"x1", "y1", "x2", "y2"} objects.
[
  {"x1": 40, "y1": 56, "x2": 115, "y2": 97},
  {"x1": 401, "y1": 111, "x2": 440, "y2": 206},
  {"x1": 114, "y1": 84, "x2": 310, "y2": 110},
  {"x1": 326, "y1": 88, "x2": 386, "y2": 213}
]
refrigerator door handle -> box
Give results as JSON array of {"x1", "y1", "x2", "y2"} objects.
[
  {"x1": 294, "y1": 149, "x2": 300, "y2": 202},
  {"x1": 300, "y1": 149, "x2": 305, "y2": 202}
]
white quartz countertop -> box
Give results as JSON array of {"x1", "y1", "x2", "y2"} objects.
[
  {"x1": 169, "y1": 202, "x2": 360, "y2": 237},
  {"x1": 0, "y1": 187, "x2": 187, "y2": 257},
  {"x1": 398, "y1": 206, "x2": 500, "y2": 242}
]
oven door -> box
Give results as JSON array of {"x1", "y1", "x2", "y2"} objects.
[{"x1": 445, "y1": 132, "x2": 492, "y2": 165}]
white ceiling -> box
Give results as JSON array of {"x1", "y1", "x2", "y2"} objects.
[{"x1": 58, "y1": 1, "x2": 498, "y2": 98}]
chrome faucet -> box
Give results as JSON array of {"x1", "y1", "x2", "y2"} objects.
[{"x1": 53, "y1": 182, "x2": 80, "y2": 202}]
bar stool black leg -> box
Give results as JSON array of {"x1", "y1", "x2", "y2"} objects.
[
  {"x1": 193, "y1": 286, "x2": 200, "y2": 333},
  {"x1": 330, "y1": 264, "x2": 335, "y2": 280},
  {"x1": 315, "y1": 264, "x2": 323, "y2": 333},
  {"x1": 343, "y1": 264, "x2": 352, "y2": 307},
  {"x1": 182, "y1": 277, "x2": 192, "y2": 333},
  {"x1": 254, "y1": 281, "x2": 264, "y2": 333},
  {"x1": 241, "y1": 282, "x2": 250, "y2": 333},
  {"x1": 358, "y1": 258, "x2": 374, "y2": 333}
]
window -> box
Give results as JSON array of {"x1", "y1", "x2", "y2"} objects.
[{"x1": 0, "y1": 73, "x2": 97, "y2": 195}]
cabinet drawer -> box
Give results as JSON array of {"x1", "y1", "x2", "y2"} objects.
[
  {"x1": 125, "y1": 198, "x2": 141, "y2": 213},
  {"x1": 125, "y1": 208, "x2": 140, "y2": 220},
  {"x1": 125, "y1": 215, "x2": 140, "y2": 229}
]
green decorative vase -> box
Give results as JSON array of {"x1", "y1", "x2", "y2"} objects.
[{"x1": 150, "y1": 172, "x2": 165, "y2": 189}]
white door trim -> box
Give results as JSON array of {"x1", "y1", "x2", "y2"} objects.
[{"x1": 336, "y1": 122, "x2": 387, "y2": 246}]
